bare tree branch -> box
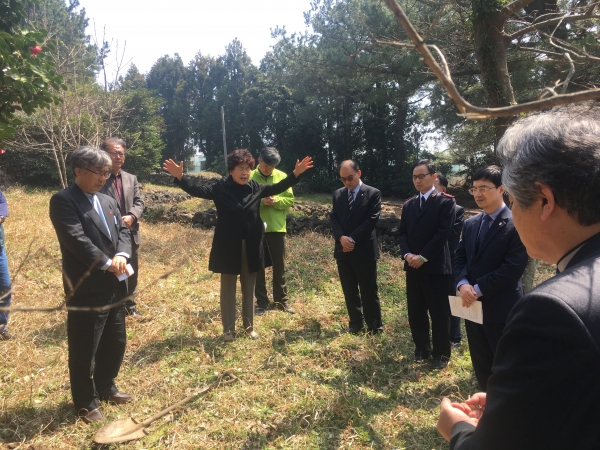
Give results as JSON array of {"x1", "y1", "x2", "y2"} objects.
[
  {"x1": 0, "y1": 253, "x2": 188, "y2": 314},
  {"x1": 508, "y1": 13, "x2": 600, "y2": 41},
  {"x1": 422, "y1": 0, "x2": 450, "y2": 42},
  {"x1": 560, "y1": 53, "x2": 575, "y2": 94},
  {"x1": 376, "y1": 0, "x2": 600, "y2": 119},
  {"x1": 500, "y1": 0, "x2": 535, "y2": 21}
]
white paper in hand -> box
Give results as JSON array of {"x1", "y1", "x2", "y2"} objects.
[
  {"x1": 117, "y1": 264, "x2": 134, "y2": 282},
  {"x1": 448, "y1": 295, "x2": 483, "y2": 324}
]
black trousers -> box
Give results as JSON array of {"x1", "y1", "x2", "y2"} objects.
[
  {"x1": 336, "y1": 256, "x2": 382, "y2": 331},
  {"x1": 465, "y1": 319, "x2": 506, "y2": 391},
  {"x1": 447, "y1": 274, "x2": 462, "y2": 343},
  {"x1": 255, "y1": 232, "x2": 288, "y2": 307},
  {"x1": 124, "y1": 236, "x2": 139, "y2": 310},
  {"x1": 406, "y1": 270, "x2": 451, "y2": 360},
  {"x1": 67, "y1": 293, "x2": 127, "y2": 411}
]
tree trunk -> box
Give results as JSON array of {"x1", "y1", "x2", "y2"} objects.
[{"x1": 471, "y1": 3, "x2": 516, "y2": 143}]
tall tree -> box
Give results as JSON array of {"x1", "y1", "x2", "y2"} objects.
[{"x1": 146, "y1": 54, "x2": 191, "y2": 162}]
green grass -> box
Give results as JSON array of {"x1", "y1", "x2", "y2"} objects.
[{"x1": 0, "y1": 187, "x2": 553, "y2": 449}]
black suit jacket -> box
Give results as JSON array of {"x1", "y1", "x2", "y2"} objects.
[
  {"x1": 175, "y1": 173, "x2": 298, "y2": 275},
  {"x1": 450, "y1": 232, "x2": 600, "y2": 450},
  {"x1": 49, "y1": 184, "x2": 131, "y2": 306},
  {"x1": 454, "y1": 208, "x2": 528, "y2": 323},
  {"x1": 100, "y1": 170, "x2": 144, "y2": 245},
  {"x1": 330, "y1": 183, "x2": 381, "y2": 261},
  {"x1": 398, "y1": 191, "x2": 456, "y2": 274},
  {"x1": 449, "y1": 204, "x2": 465, "y2": 257}
]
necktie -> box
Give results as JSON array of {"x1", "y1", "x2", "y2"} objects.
[
  {"x1": 348, "y1": 189, "x2": 354, "y2": 210},
  {"x1": 92, "y1": 194, "x2": 112, "y2": 238},
  {"x1": 476, "y1": 214, "x2": 491, "y2": 253},
  {"x1": 420, "y1": 195, "x2": 426, "y2": 211}
]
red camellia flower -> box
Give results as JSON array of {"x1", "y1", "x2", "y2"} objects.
[
  {"x1": 30, "y1": 45, "x2": 42, "y2": 56},
  {"x1": 0, "y1": 149, "x2": 6, "y2": 155}
]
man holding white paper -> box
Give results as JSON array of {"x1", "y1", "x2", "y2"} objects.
[
  {"x1": 454, "y1": 166, "x2": 528, "y2": 391},
  {"x1": 49, "y1": 146, "x2": 133, "y2": 424}
]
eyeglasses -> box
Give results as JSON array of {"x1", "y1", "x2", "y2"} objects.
[
  {"x1": 85, "y1": 168, "x2": 111, "y2": 179},
  {"x1": 340, "y1": 174, "x2": 357, "y2": 183},
  {"x1": 412, "y1": 173, "x2": 432, "y2": 181},
  {"x1": 107, "y1": 151, "x2": 125, "y2": 158},
  {"x1": 234, "y1": 166, "x2": 252, "y2": 173},
  {"x1": 469, "y1": 186, "x2": 498, "y2": 195}
]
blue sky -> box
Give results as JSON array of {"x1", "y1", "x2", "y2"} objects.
[{"x1": 77, "y1": 0, "x2": 313, "y2": 79}]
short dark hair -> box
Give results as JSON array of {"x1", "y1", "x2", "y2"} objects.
[
  {"x1": 412, "y1": 159, "x2": 436, "y2": 174},
  {"x1": 71, "y1": 146, "x2": 111, "y2": 174},
  {"x1": 338, "y1": 160, "x2": 360, "y2": 172},
  {"x1": 260, "y1": 147, "x2": 281, "y2": 167},
  {"x1": 473, "y1": 165, "x2": 502, "y2": 188},
  {"x1": 498, "y1": 104, "x2": 600, "y2": 226},
  {"x1": 437, "y1": 174, "x2": 449, "y2": 189},
  {"x1": 101, "y1": 137, "x2": 126, "y2": 151},
  {"x1": 227, "y1": 149, "x2": 255, "y2": 172}
]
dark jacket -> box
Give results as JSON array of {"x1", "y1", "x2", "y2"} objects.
[
  {"x1": 449, "y1": 204, "x2": 465, "y2": 258},
  {"x1": 398, "y1": 191, "x2": 456, "y2": 274},
  {"x1": 450, "y1": 232, "x2": 600, "y2": 450},
  {"x1": 175, "y1": 173, "x2": 299, "y2": 274},
  {"x1": 454, "y1": 208, "x2": 528, "y2": 323},
  {"x1": 330, "y1": 183, "x2": 381, "y2": 261},
  {"x1": 49, "y1": 184, "x2": 131, "y2": 306}
]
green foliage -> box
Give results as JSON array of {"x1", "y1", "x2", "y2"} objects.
[
  {"x1": 0, "y1": 0, "x2": 63, "y2": 140},
  {"x1": 117, "y1": 65, "x2": 165, "y2": 175},
  {"x1": 146, "y1": 54, "x2": 192, "y2": 162}
]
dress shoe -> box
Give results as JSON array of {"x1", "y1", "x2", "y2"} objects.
[
  {"x1": 414, "y1": 351, "x2": 430, "y2": 362},
  {"x1": 432, "y1": 357, "x2": 449, "y2": 370},
  {"x1": 126, "y1": 308, "x2": 142, "y2": 318},
  {"x1": 275, "y1": 302, "x2": 295, "y2": 314},
  {"x1": 345, "y1": 327, "x2": 365, "y2": 335},
  {"x1": 78, "y1": 408, "x2": 105, "y2": 423},
  {"x1": 255, "y1": 307, "x2": 267, "y2": 316},
  {"x1": 246, "y1": 330, "x2": 259, "y2": 340},
  {"x1": 367, "y1": 327, "x2": 384, "y2": 335},
  {"x1": 0, "y1": 326, "x2": 11, "y2": 340},
  {"x1": 223, "y1": 332, "x2": 235, "y2": 342},
  {"x1": 102, "y1": 392, "x2": 134, "y2": 405}
]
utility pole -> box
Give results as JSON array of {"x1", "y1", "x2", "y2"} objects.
[{"x1": 221, "y1": 106, "x2": 227, "y2": 166}]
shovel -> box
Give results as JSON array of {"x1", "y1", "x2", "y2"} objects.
[{"x1": 94, "y1": 371, "x2": 238, "y2": 444}]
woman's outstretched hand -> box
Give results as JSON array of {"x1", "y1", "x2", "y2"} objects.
[
  {"x1": 293, "y1": 156, "x2": 314, "y2": 177},
  {"x1": 163, "y1": 159, "x2": 184, "y2": 181}
]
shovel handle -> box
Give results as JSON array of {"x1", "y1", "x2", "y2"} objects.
[{"x1": 140, "y1": 372, "x2": 238, "y2": 427}]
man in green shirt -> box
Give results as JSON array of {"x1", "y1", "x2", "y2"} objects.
[{"x1": 250, "y1": 147, "x2": 295, "y2": 314}]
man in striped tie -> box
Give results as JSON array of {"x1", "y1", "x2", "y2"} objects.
[{"x1": 330, "y1": 160, "x2": 383, "y2": 334}]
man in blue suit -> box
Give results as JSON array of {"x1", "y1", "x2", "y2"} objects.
[
  {"x1": 438, "y1": 105, "x2": 600, "y2": 448},
  {"x1": 454, "y1": 166, "x2": 528, "y2": 390}
]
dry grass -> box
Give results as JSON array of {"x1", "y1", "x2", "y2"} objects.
[{"x1": 0, "y1": 188, "x2": 553, "y2": 449}]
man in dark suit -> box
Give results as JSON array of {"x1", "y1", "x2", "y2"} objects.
[
  {"x1": 100, "y1": 138, "x2": 145, "y2": 317},
  {"x1": 330, "y1": 160, "x2": 383, "y2": 334},
  {"x1": 49, "y1": 146, "x2": 133, "y2": 424},
  {"x1": 438, "y1": 105, "x2": 600, "y2": 449},
  {"x1": 454, "y1": 166, "x2": 528, "y2": 390},
  {"x1": 434, "y1": 175, "x2": 465, "y2": 348},
  {"x1": 398, "y1": 159, "x2": 456, "y2": 369}
]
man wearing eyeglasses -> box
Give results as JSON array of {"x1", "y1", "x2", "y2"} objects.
[
  {"x1": 100, "y1": 138, "x2": 145, "y2": 318},
  {"x1": 49, "y1": 146, "x2": 133, "y2": 424},
  {"x1": 454, "y1": 166, "x2": 528, "y2": 390},
  {"x1": 330, "y1": 160, "x2": 383, "y2": 334},
  {"x1": 398, "y1": 159, "x2": 456, "y2": 369}
]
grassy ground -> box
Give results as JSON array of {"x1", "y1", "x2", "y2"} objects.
[{"x1": 0, "y1": 188, "x2": 553, "y2": 449}]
